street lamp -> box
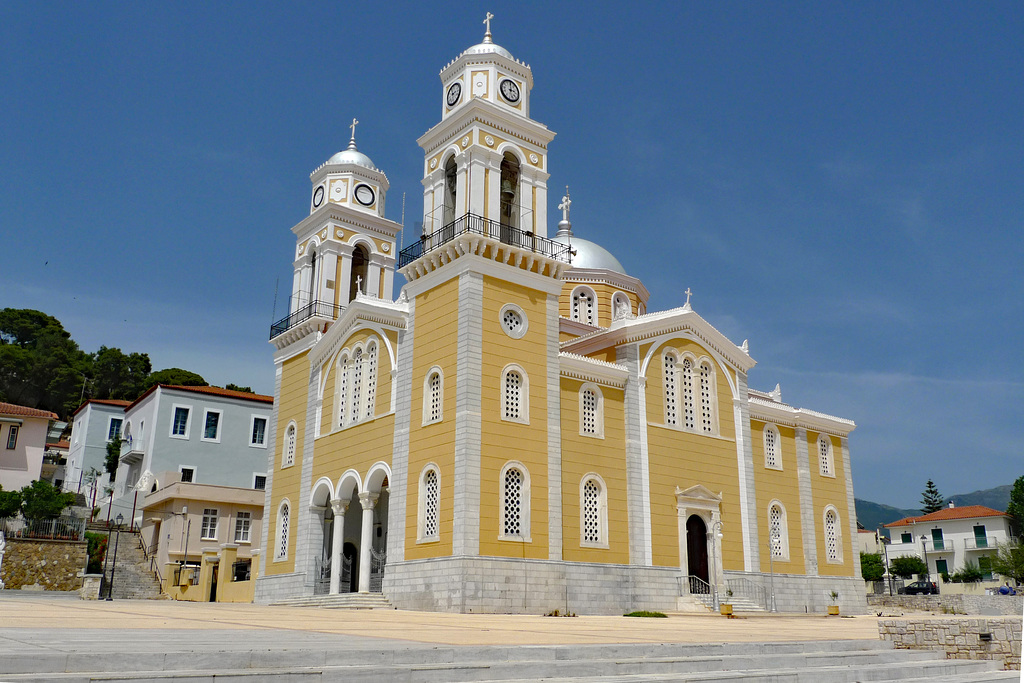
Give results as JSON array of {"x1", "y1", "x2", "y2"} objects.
[
  {"x1": 768, "y1": 533, "x2": 779, "y2": 612},
  {"x1": 709, "y1": 520, "x2": 724, "y2": 611},
  {"x1": 920, "y1": 534, "x2": 930, "y2": 581},
  {"x1": 105, "y1": 513, "x2": 124, "y2": 601},
  {"x1": 878, "y1": 528, "x2": 892, "y2": 596}
]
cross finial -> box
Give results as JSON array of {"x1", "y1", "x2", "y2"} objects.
[
  {"x1": 558, "y1": 186, "x2": 572, "y2": 222},
  {"x1": 684, "y1": 287, "x2": 693, "y2": 307},
  {"x1": 355, "y1": 275, "x2": 363, "y2": 293},
  {"x1": 349, "y1": 118, "x2": 359, "y2": 142},
  {"x1": 483, "y1": 11, "x2": 494, "y2": 41}
]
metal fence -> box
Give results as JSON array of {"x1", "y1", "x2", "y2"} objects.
[{"x1": 1, "y1": 515, "x2": 86, "y2": 542}]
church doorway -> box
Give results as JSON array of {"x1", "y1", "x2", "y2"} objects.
[
  {"x1": 686, "y1": 514, "x2": 710, "y2": 592},
  {"x1": 342, "y1": 542, "x2": 358, "y2": 593}
]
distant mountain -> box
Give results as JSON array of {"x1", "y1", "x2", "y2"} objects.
[{"x1": 856, "y1": 484, "x2": 1012, "y2": 537}]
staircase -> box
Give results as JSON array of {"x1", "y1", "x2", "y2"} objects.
[
  {"x1": 101, "y1": 530, "x2": 165, "y2": 600},
  {"x1": 271, "y1": 592, "x2": 394, "y2": 609},
  {"x1": 690, "y1": 592, "x2": 765, "y2": 613}
]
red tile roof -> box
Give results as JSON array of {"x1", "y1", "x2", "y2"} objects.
[
  {"x1": 0, "y1": 402, "x2": 59, "y2": 420},
  {"x1": 72, "y1": 398, "x2": 131, "y2": 417},
  {"x1": 885, "y1": 505, "x2": 1009, "y2": 527},
  {"x1": 126, "y1": 384, "x2": 273, "y2": 411}
]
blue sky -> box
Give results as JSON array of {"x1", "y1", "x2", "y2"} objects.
[{"x1": 1, "y1": 2, "x2": 1021, "y2": 508}]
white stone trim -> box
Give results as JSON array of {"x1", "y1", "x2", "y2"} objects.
[
  {"x1": 558, "y1": 352, "x2": 628, "y2": 388},
  {"x1": 275, "y1": 498, "x2": 291, "y2": 562},
  {"x1": 766, "y1": 499, "x2": 791, "y2": 563},
  {"x1": 577, "y1": 383, "x2": 604, "y2": 439},
  {"x1": 421, "y1": 366, "x2": 444, "y2": 426},
  {"x1": 579, "y1": 473, "x2": 609, "y2": 548},
  {"x1": 546, "y1": 293, "x2": 563, "y2": 561},
  {"x1": 498, "y1": 302, "x2": 529, "y2": 339},
  {"x1": 417, "y1": 463, "x2": 441, "y2": 543},
  {"x1": 794, "y1": 426, "x2": 819, "y2": 574},
  {"x1": 823, "y1": 505, "x2": 843, "y2": 564},
  {"x1": 452, "y1": 272, "x2": 483, "y2": 556},
  {"x1": 570, "y1": 285, "x2": 598, "y2": 326},
  {"x1": 199, "y1": 408, "x2": 222, "y2": 443},
  {"x1": 763, "y1": 423, "x2": 782, "y2": 470},
  {"x1": 498, "y1": 460, "x2": 531, "y2": 542},
  {"x1": 500, "y1": 363, "x2": 529, "y2": 425},
  {"x1": 386, "y1": 297, "x2": 415, "y2": 564},
  {"x1": 618, "y1": 343, "x2": 652, "y2": 566},
  {"x1": 169, "y1": 403, "x2": 192, "y2": 440},
  {"x1": 840, "y1": 437, "x2": 861, "y2": 578}
]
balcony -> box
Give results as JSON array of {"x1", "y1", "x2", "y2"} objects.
[
  {"x1": 398, "y1": 212, "x2": 572, "y2": 270},
  {"x1": 964, "y1": 536, "x2": 1002, "y2": 551},
  {"x1": 269, "y1": 300, "x2": 342, "y2": 340},
  {"x1": 119, "y1": 440, "x2": 144, "y2": 465},
  {"x1": 925, "y1": 539, "x2": 953, "y2": 552}
]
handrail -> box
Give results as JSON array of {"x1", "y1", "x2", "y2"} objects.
[
  {"x1": 398, "y1": 212, "x2": 571, "y2": 269},
  {"x1": 269, "y1": 300, "x2": 342, "y2": 340},
  {"x1": 139, "y1": 533, "x2": 163, "y2": 585},
  {"x1": 726, "y1": 576, "x2": 768, "y2": 609},
  {"x1": 683, "y1": 574, "x2": 712, "y2": 596}
]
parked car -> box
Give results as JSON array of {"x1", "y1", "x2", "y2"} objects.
[{"x1": 899, "y1": 581, "x2": 939, "y2": 595}]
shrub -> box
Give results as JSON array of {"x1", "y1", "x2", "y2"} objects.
[
  {"x1": 85, "y1": 532, "x2": 107, "y2": 574},
  {"x1": 860, "y1": 552, "x2": 884, "y2": 581},
  {"x1": 890, "y1": 555, "x2": 927, "y2": 579},
  {"x1": 19, "y1": 480, "x2": 76, "y2": 519},
  {"x1": 0, "y1": 486, "x2": 21, "y2": 518},
  {"x1": 950, "y1": 560, "x2": 983, "y2": 584},
  {"x1": 624, "y1": 611, "x2": 667, "y2": 618}
]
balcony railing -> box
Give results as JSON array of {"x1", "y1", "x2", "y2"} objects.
[
  {"x1": 964, "y1": 536, "x2": 1000, "y2": 550},
  {"x1": 269, "y1": 300, "x2": 342, "y2": 340},
  {"x1": 398, "y1": 212, "x2": 572, "y2": 269},
  {"x1": 1, "y1": 514, "x2": 86, "y2": 541}
]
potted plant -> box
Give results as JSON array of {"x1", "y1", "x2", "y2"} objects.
[
  {"x1": 827, "y1": 590, "x2": 840, "y2": 615},
  {"x1": 720, "y1": 588, "x2": 734, "y2": 616}
]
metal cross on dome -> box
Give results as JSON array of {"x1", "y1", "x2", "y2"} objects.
[
  {"x1": 349, "y1": 118, "x2": 359, "y2": 141},
  {"x1": 483, "y1": 11, "x2": 494, "y2": 37},
  {"x1": 558, "y1": 187, "x2": 572, "y2": 222}
]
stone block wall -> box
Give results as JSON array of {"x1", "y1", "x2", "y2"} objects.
[
  {"x1": 869, "y1": 593, "x2": 1024, "y2": 616},
  {"x1": 0, "y1": 539, "x2": 87, "y2": 591},
  {"x1": 879, "y1": 617, "x2": 1023, "y2": 670}
]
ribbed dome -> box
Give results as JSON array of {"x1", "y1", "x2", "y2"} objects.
[{"x1": 552, "y1": 226, "x2": 627, "y2": 274}]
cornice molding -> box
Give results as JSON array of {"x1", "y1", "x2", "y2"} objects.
[
  {"x1": 291, "y1": 204, "x2": 401, "y2": 242},
  {"x1": 562, "y1": 267, "x2": 651, "y2": 302},
  {"x1": 399, "y1": 234, "x2": 568, "y2": 289},
  {"x1": 747, "y1": 395, "x2": 856, "y2": 437},
  {"x1": 308, "y1": 295, "x2": 409, "y2": 370},
  {"x1": 559, "y1": 352, "x2": 629, "y2": 388},
  {"x1": 418, "y1": 99, "x2": 555, "y2": 154}
]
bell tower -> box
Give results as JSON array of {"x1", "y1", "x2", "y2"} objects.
[{"x1": 417, "y1": 16, "x2": 555, "y2": 237}]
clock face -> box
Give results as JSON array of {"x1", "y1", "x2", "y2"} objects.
[
  {"x1": 312, "y1": 185, "x2": 324, "y2": 208},
  {"x1": 499, "y1": 79, "x2": 520, "y2": 104},
  {"x1": 446, "y1": 82, "x2": 462, "y2": 107},
  {"x1": 354, "y1": 184, "x2": 375, "y2": 206}
]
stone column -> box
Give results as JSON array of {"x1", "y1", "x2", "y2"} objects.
[
  {"x1": 794, "y1": 427, "x2": 819, "y2": 574},
  {"x1": 329, "y1": 500, "x2": 347, "y2": 594},
  {"x1": 357, "y1": 492, "x2": 379, "y2": 593}
]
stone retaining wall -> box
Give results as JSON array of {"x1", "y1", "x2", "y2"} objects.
[
  {"x1": 0, "y1": 538, "x2": 87, "y2": 591},
  {"x1": 869, "y1": 593, "x2": 1024, "y2": 616},
  {"x1": 879, "y1": 617, "x2": 1022, "y2": 670}
]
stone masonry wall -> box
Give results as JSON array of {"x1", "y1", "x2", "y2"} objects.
[
  {"x1": 0, "y1": 539, "x2": 87, "y2": 591},
  {"x1": 879, "y1": 617, "x2": 1023, "y2": 670},
  {"x1": 869, "y1": 593, "x2": 1024, "y2": 616}
]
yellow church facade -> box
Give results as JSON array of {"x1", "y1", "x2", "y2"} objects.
[{"x1": 254, "y1": 24, "x2": 862, "y2": 615}]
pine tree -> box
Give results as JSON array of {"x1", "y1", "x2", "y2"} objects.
[
  {"x1": 1006, "y1": 475, "x2": 1024, "y2": 535},
  {"x1": 920, "y1": 479, "x2": 944, "y2": 514}
]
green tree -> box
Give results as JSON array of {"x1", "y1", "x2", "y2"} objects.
[
  {"x1": 91, "y1": 346, "x2": 151, "y2": 401},
  {"x1": 19, "y1": 480, "x2": 76, "y2": 519},
  {"x1": 860, "y1": 552, "x2": 884, "y2": 581},
  {"x1": 1006, "y1": 475, "x2": 1024, "y2": 536},
  {"x1": 890, "y1": 555, "x2": 928, "y2": 579},
  {"x1": 0, "y1": 485, "x2": 22, "y2": 517},
  {"x1": 224, "y1": 383, "x2": 253, "y2": 393},
  {"x1": 145, "y1": 368, "x2": 207, "y2": 389},
  {"x1": 105, "y1": 436, "x2": 122, "y2": 483},
  {"x1": 920, "y1": 479, "x2": 944, "y2": 514},
  {"x1": 950, "y1": 559, "x2": 984, "y2": 583},
  {"x1": 990, "y1": 539, "x2": 1024, "y2": 584}
]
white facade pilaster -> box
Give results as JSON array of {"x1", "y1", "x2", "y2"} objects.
[
  {"x1": 452, "y1": 272, "x2": 483, "y2": 556},
  {"x1": 618, "y1": 343, "x2": 652, "y2": 566},
  {"x1": 840, "y1": 437, "x2": 861, "y2": 579},
  {"x1": 357, "y1": 491, "x2": 379, "y2": 593},
  {"x1": 546, "y1": 293, "x2": 562, "y2": 560},
  {"x1": 733, "y1": 372, "x2": 758, "y2": 572},
  {"x1": 385, "y1": 299, "x2": 414, "y2": 564},
  {"x1": 794, "y1": 426, "x2": 819, "y2": 574}
]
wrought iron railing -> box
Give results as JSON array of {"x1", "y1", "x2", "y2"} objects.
[
  {"x1": 684, "y1": 574, "x2": 711, "y2": 595},
  {"x1": 398, "y1": 212, "x2": 572, "y2": 269},
  {"x1": 370, "y1": 548, "x2": 386, "y2": 593},
  {"x1": 725, "y1": 576, "x2": 768, "y2": 610},
  {"x1": 1, "y1": 514, "x2": 85, "y2": 541},
  {"x1": 269, "y1": 300, "x2": 342, "y2": 340}
]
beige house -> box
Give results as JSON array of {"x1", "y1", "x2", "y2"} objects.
[
  {"x1": 141, "y1": 478, "x2": 264, "y2": 602},
  {"x1": 0, "y1": 402, "x2": 59, "y2": 493}
]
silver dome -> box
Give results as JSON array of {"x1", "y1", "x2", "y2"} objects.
[
  {"x1": 462, "y1": 41, "x2": 514, "y2": 60},
  {"x1": 326, "y1": 146, "x2": 377, "y2": 170},
  {"x1": 552, "y1": 233, "x2": 627, "y2": 274}
]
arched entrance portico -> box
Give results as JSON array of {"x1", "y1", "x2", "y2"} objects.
[{"x1": 675, "y1": 484, "x2": 723, "y2": 596}]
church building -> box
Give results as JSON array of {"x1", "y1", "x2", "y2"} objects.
[{"x1": 254, "y1": 19, "x2": 862, "y2": 615}]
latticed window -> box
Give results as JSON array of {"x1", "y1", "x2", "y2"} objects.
[
  {"x1": 581, "y1": 388, "x2": 597, "y2": 435},
  {"x1": 681, "y1": 358, "x2": 695, "y2": 430},
  {"x1": 504, "y1": 370, "x2": 522, "y2": 421},
  {"x1": 350, "y1": 348, "x2": 363, "y2": 424},
  {"x1": 769, "y1": 504, "x2": 785, "y2": 558},
  {"x1": 664, "y1": 353, "x2": 677, "y2": 426},
  {"x1": 423, "y1": 469, "x2": 439, "y2": 538},
  {"x1": 429, "y1": 372, "x2": 442, "y2": 422},
  {"x1": 277, "y1": 503, "x2": 290, "y2": 560},
  {"x1": 699, "y1": 362, "x2": 714, "y2": 433},
  {"x1": 337, "y1": 356, "x2": 349, "y2": 427},
  {"x1": 572, "y1": 288, "x2": 595, "y2": 325},
  {"x1": 819, "y1": 436, "x2": 834, "y2": 476},
  {"x1": 764, "y1": 426, "x2": 779, "y2": 469},
  {"x1": 365, "y1": 342, "x2": 377, "y2": 418},
  {"x1": 825, "y1": 508, "x2": 840, "y2": 562},
  {"x1": 284, "y1": 424, "x2": 296, "y2": 467},
  {"x1": 582, "y1": 478, "x2": 600, "y2": 543},
  {"x1": 503, "y1": 467, "x2": 523, "y2": 537},
  {"x1": 503, "y1": 309, "x2": 523, "y2": 335}
]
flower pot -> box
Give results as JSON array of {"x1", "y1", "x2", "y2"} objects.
[
  {"x1": 827, "y1": 605, "x2": 839, "y2": 616},
  {"x1": 720, "y1": 604, "x2": 733, "y2": 616}
]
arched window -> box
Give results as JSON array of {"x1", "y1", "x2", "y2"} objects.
[
  {"x1": 612, "y1": 292, "x2": 631, "y2": 320},
  {"x1": 580, "y1": 474, "x2": 608, "y2": 547},
  {"x1": 571, "y1": 286, "x2": 596, "y2": 326},
  {"x1": 699, "y1": 361, "x2": 716, "y2": 433},
  {"x1": 681, "y1": 357, "x2": 695, "y2": 430},
  {"x1": 764, "y1": 424, "x2": 781, "y2": 470},
  {"x1": 349, "y1": 244, "x2": 368, "y2": 302},
  {"x1": 275, "y1": 500, "x2": 290, "y2": 561},
  {"x1": 499, "y1": 151, "x2": 520, "y2": 231},
  {"x1": 365, "y1": 341, "x2": 377, "y2": 419},
  {"x1": 824, "y1": 506, "x2": 842, "y2": 563},
  {"x1": 423, "y1": 368, "x2": 444, "y2": 425},
  {"x1": 501, "y1": 364, "x2": 529, "y2": 424},
  {"x1": 350, "y1": 347, "x2": 363, "y2": 424},
  {"x1": 334, "y1": 338, "x2": 381, "y2": 430},
  {"x1": 579, "y1": 383, "x2": 603, "y2": 438},
  {"x1": 336, "y1": 354, "x2": 349, "y2": 428},
  {"x1": 663, "y1": 352, "x2": 718, "y2": 435},
  {"x1": 499, "y1": 462, "x2": 530, "y2": 541},
  {"x1": 417, "y1": 464, "x2": 440, "y2": 542},
  {"x1": 767, "y1": 501, "x2": 789, "y2": 561},
  {"x1": 663, "y1": 351, "x2": 678, "y2": 427},
  {"x1": 443, "y1": 156, "x2": 457, "y2": 226},
  {"x1": 283, "y1": 423, "x2": 296, "y2": 468},
  {"x1": 308, "y1": 248, "x2": 318, "y2": 306},
  {"x1": 818, "y1": 435, "x2": 834, "y2": 477}
]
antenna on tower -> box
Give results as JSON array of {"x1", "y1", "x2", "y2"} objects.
[
  {"x1": 271, "y1": 277, "x2": 279, "y2": 322},
  {"x1": 400, "y1": 192, "x2": 406, "y2": 252}
]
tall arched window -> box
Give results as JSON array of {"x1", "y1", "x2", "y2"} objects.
[
  {"x1": 499, "y1": 151, "x2": 520, "y2": 231},
  {"x1": 579, "y1": 383, "x2": 603, "y2": 438},
  {"x1": 417, "y1": 465, "x2": 440, "y2": 542},
  {"x1": 580, "y1": 474, "x2": 608, "y2": 547},
  {"x1": 663, "y1": 352, "x2": 718, "y2": 436},
  {"x1": 681, "y1": 357, "x2": 695, "y2": 430},
  {"x1": 365, "y1": 341, "x2": 377, "y2": 419},
  {"x1": 571, "y1": 287, "x2": 596, "y2": 326},
  {"x1": 283, "y1": 423, "x2": 296, "y2": 467},
  {"x1": 499, "y1": 462, "x2": 530, "y2": 541},
  {"x1": 350, "y1": 347, "x2": 363, "y2": 424},
  {"x1": 443, "y1": 156, "x2": 457, "y2": 226},
  {"x1": 308, "y1": 248, "x2": 317, "y2": 306},
  {"x1": 663, "y1": 351, "x2": 678, "y2": 427},
  {"x1": 764, "y1": 424, "x2": 781, "y2": 470},
  {"x1": 349, "y1": 245, "x2": 368, "y2": 302},
  {"x1": 699, "y1": 361, "x2": 716, "y2": 433},
  {"x1": 501, "y1": 364, "x2": 529, "y2": 424},
  {"x1": 767, "y1": 501, "x2": 789, "y2": 561},
  {"x1": 334, "y1": 339, "x2": 380, "y2": 430},
  {"x1": 818, "y1": 435, "x2": 834, "y2": 477},
  {"x1": 276, "y1": 500, "x2": 290, "y2": 561},
  {"x1": 423, "y1": 368, "x2": 444, "y2": 425},
  {"x1": 824, "y1": 506, "x2": 842, "y2": 563},
  {"x1": 336, "y1": 354, "x2": 349, "y2": 428}
]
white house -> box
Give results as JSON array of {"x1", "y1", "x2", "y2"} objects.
[
  {"x1": 65, "y1": 399, "x2": 131, "y2": 502},
  {"x1": 884, "y1": 504, "x2": 1014, "y2": 581},
  {"x1": 0, "y1": 402, "x2": 60, "y2": 493}
]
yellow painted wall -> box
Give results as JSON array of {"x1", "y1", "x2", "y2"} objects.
[
  {"x1": 644, "y1": 338, "x2": 742, "y2": 570},
  {"x1": 558, "y1": 281, "x2": 641, "y2": 328},
  {"x1": 405, "y1": 277, "x2": 459, "y2": 559},
  {"x1": 318, "y1": 328, "x2": 396, "y2": 438},
  {"x1": 265, "y1": 352, "x2": 310, "y2": 575},
  {"x1": 807, "y1": 431, "x2": 854, "y2": 577},
  {"x1": 750, "y1": 420, "x2": 806, "y2": 575},
  {"x1": 479, "y1": 276, "x2": 549, "y2": 559},
  {"x1": 559, "y1": 378, "x2": 629, "y2": 564}
]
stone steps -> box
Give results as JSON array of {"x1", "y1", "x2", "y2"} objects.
[
  {"x1": 101, "y1": 532, "x2": 163, "y2": 600},
  {"x1": 271, "y1": 592, "x2": 394, "y2": 609},
  {"x1": 0, "y1": 639, "x2": 1010, "y2": 683}
]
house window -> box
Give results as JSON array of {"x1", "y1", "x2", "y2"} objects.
[
  {"x1": 499, "y1": 462, "x2": 530, "y2": 541},
  {"x1": 818, "y1": 436, "x2": 834, "y2": 477},
  {"x1": 276, "y1": 501, "x2": 290, "y2": 560},
  {"x1": 931, "y1": 528, "x2": 944, "y2": 551},
  {"x1": 501, "y1": 364, "x2": 529, "y2": 424},
  {"x1": 580, "y1": 474, "x2": 608, "y2": 547},
  {"x1": 234, "y1": 511, "x2": 251, "y2": 543},
  {"x1": 202, "y1": 410, "x2": 221, "y2": 441},
  {"x1": 171, "y1": 406, "x2": 190, "y2": 437},
  {"x1": 824, "y1": 506, "x2": 842, "y2": 563},
  {"x1": 253, "y1": 474, "x2": 267, "y2": 490},
  {"x1": 246, "y1": 417, "x2": 264, "y2": 448},
  {"x1": 418, "y1": 465, "x2": 440, "y2": 542},
  {"x1": 108, "y1": 418, "x2": 123, "y2": 441},
  {"x1": 663, "y1": 352, "x2": 677, "y2": 427},
  {"x1": 201, "y1": 508, "x2": 218, "y2": 540},
  {"x1": 180, "y1": 467, "x2": 195, "y2": 483},
  {"x1": 283, "y1": 423, "x2": 296, "y2": 467},
  {"x1": 423, "y1": 368, "x2": 444, "y2": 425},
  {"x1": 973, "y1": 525, "x2": 989, "y2": 549},
  {"x1": 764, "y1": 424, "x2": 781, "y2": 470},
  {"x1": 768, "y1": 501, "x2": 789, "y2": 561},
  {"x1": 901, "y1": 532, "x2": 912, "y2": 544},
  {"x1": 571, "y1": 286, "x2": 596, "y2": 326},
  {"x1": 5, "y1": 425, "x2": 18, "y2": 449},
  {"x1": 579, "y1": 383, "x2": 604, "y2": 438}
]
